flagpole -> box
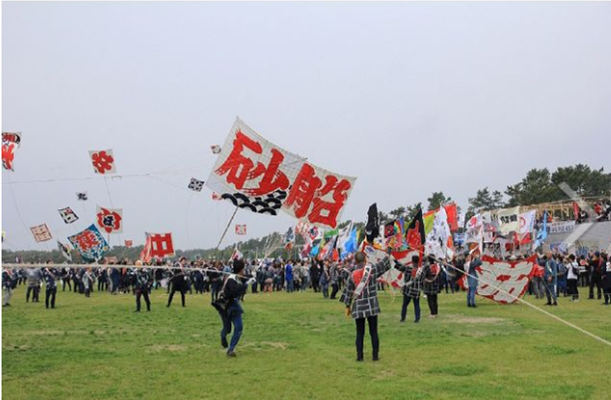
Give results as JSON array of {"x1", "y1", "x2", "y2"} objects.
[{"x1": 215, "y1": 207, "x2": 239, "y2": 252}]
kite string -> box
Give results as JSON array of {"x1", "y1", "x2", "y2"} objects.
[{"x1": 5, "y1": 173, "x2": 31, "y2": 235}]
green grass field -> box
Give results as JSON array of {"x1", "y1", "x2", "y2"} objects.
[{"x1": 2, "y1": 286, "x2": 610, "y2": 400}]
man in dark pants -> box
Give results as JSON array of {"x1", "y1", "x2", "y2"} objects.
[
  {"x1": 399, "y1": 255, "x2": 422, "y2": 323},
  {"x1": 215, "y1": 259, "x2": 254, "y2": 357},
  {"x1": 134, "y1": 261, "x2": 151, "y2": 312},
  {"x1": 589, "y1": 252, "x2": 603, "y2": 300},
  {"x1": 167, "y1": 257, "x2": 188, "y2": 307},
  {"x1": 423, "y1": 255, "x2": 441, "y2": 318},
  {"x1": 341, "y1": 248, "x2": 392, "y2": 362},
  {"x1": 61, "y1": 268, "x2": 72, "y2": 292},
  {"x1": 43, "y1": 262, "x2": 58, "y2": 309},
  {"x1": 26, "y1": 268, "x2": 42, "y2": 303}
]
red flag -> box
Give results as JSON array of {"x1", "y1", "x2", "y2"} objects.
[
  {"x1": 444, "y1": 203, "x2": 458, "y2": 232},
  {"x1": 141, "y1": 233, "x2": 174, "y2": 262}
]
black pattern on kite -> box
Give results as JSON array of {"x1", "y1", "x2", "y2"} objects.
[{"x1": 219, "y1": 190, "x2": 287, "y2": 216}]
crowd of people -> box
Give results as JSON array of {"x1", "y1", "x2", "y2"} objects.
[
  {"x1": 3, "y1": 250, "x2": 611, "y2": 310},
  {"x1": 2, "y1": 249, "x2": 610, "y2": 358}
]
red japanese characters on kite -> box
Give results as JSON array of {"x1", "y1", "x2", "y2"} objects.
[
  {"x1": 235, "y1": 224, "x2": 247, "y2": 235},
  {"x1": 206, "y1": 118, "x2": 356, "y2": 228},
  {"x1": 67, "y1": 224, "x2": 110, "y2": 263},
  {"x1": 58, "y1": 207, "x2": 79, "y2": 224},
  {"x1": 30, "y1": 224, "x2": 52, "y2": 243},
  {"x1": 140, "y1": 233, "x2": 175, "y2": 263},
  {"x1": 2, "y1": 131, "x2": 22, "y2": 171},
  {"x1": 89, "y1": 149, "x2": 117, "y2": 174},
  {"x1": 95, "y1": 206, "x2": 123, "y2": 234}
]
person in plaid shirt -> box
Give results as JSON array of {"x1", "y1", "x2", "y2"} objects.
[{"x1": 341, "y1": 247, "x2": 392, "y2": 362}]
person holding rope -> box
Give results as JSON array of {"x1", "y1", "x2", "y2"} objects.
[
  {"x1": 212, "y1": 259, "x2": 255, "y2": 357},
  {"x1": 341, "y1": 247, "x2": 393, "y2": 362},
  {"x1": 467, "y1": 252, "x2": 482, "y2": 308}
]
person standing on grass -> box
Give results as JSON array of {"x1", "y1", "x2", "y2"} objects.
[
  {"x1": 467, "y1": 252, "x2": 482, "y2": 308},
  {"x1": 134, "y1": 261, "x2": 151, "y2": 312},
  {"x1": 320, "y1": 262, "x2": 330, "y2": 298},
  {"x1": 341, "y1": 248, "x2": 392, "y2": 362},
  {"x1": 399, "y1": 255, "x2": 422, "y2": 323},
  {"x1": 423, "y1": 255, "x2": 441, "y2": 318},
  {"x1": 167, "y1": 257, "x2": 188, "y2": 308},
  {"x1": 42, "y1": 261, "x2": 58, "y2": 309},
  {"x1": 218, "y1": 259, "x2": 255, "y2": 357},
  {"x1": 25, "y1": 267, "x2": 42, "y2": 303},
  {"x1": 285, "y1": 260, "x2": 294, "y2": 293},
  {"x1": 600, "y1": 253, "x2": 611, "y2": 305},
  {"x1": 330, "y1": 261, "x2": 340, "y2": 299},
  {"x1": 2, "y1": 268, "x2": 16, "y2": 307},
  {"x1": 567, "y1": 254, "x2": 584, "y2": 302},
  {"x1": 544, "y1": 253, "x2": 558, "y2": 306}
]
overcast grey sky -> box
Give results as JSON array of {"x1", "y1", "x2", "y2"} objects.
[{"x1": 2, "y1": 2, "x2": 610, "y2": 251}]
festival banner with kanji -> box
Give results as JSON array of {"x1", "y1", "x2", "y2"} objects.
[
  {"x1": 2, "y1": 132, "x2": 22, "y2": 171},
  {"x1": 459, "y1": 255, "x2": 537, "y2": 304},
  {"x1": 206, "y1": 118, "x2": 356, "y2": 228},
  {"x1": 67, "y1": 224, "x2": 110, "y2": 262}
]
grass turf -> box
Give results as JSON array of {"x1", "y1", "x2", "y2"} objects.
[{"x1": 2, "y1": 287, "x2": 610, "y2": 400}]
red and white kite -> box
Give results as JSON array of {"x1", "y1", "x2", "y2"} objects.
[
  {"x1": 140, "y1": 232, "x2": 175, "y2": 262},
  {"x1": 96, "y1": 206, "x2": 123, "y2": 234},
  {"x1": 212, "y1": 192, "x2": 222, "y2": 201},
  {"x1": 235, "y1": 224, "x2": 247, "y2": 235},
  {"x1": 230, "y1": 247, "x2": 244, "y2": 261},
  {"x1": 459, "y1": 255, "x2": 537, "y2": 304},
  {"x1": 206, "y1": 118, "x2": 356, "y2": 229},
  {"x1": 89, "y1": 149, "x2": 117, "y2": 174},
  {"x1": 30, "y1": 224, "x2": 52, "y2": 243},
  {"x1": 2, "y1": 132, "x2": 22, "y2": 171},
  {"x1": 124, "y1": 240, "x2": 133, "y2": 248}
]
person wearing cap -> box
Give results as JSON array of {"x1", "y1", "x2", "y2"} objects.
[
  {"x1": 219, "y1": 259, "x2": 255, "y2": 357},
  {"x1": 341, "y1": 247, "x2": 393, "y2": 362},
  {"x1": 134, "y1": 260, "x2": 151, "y2": 312}
]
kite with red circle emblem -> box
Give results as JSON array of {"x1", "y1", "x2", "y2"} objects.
[
  {"x1": 96, "y1": 206, "x2": 123, "y2": 234},
  {"x1": 89, "y1": 149, "x2": 117, "y2": 174}
]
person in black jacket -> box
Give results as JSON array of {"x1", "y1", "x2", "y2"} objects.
[
  {"x1": 43, "y1": 262, "x2": 58, "y2": 309},
  {"x1": 167, "y1": 257, "x2": 188, "y2": 307},
  {"x1": 217, "y1": 259, "x2": 254, "y2": 357},
  {"x1": 134, "y1": 261, "x2": 152, "y2": 312}
]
